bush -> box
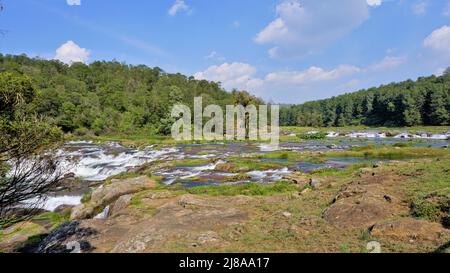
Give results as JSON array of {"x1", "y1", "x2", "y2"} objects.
[
  {"x1": 298, "y1": 132, "x2": 327, "y2": 140},
  {"x1": 410, "y1": 199, "x2": 441, "y2": 221}
]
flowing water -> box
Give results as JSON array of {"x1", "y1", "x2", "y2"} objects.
[{"x1": 24, "y1": 133, "x2": 449, "y2": 211}]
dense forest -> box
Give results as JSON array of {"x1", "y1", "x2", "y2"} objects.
[
  {"x1": 0, "y1": 54, "x2": 262, "y2": 136},
  {"x1": 1, "y1": 54, "x2": 450, "y2": 136},
  {"x1": 280, "y1": 69, "x2": 450, "y2": 127}
]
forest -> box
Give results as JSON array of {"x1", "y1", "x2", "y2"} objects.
[
  {"x1": 0, "y1": 54, "x2": 262, "y2": 137},
  {"x1": 280, "y1": 69, "x2": 450, "y2": 127},
  {"x1": 1, "y1": 54, "x2": 450, "y2": 136}
]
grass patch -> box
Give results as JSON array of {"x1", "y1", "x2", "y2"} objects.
[
  {"x1": 33, "y1": 211, "x2": 70, "y2": 230},
  {"x1": 184, "y1": 181, "x2": 299, "y2": 196}
]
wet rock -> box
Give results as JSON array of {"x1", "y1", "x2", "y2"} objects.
[
  {"x1": 71, "y1": 176, "x2": 156, "y2": 220},
  {"x1": 35, "y1": 221, "x2": 97, "y2": 253},
  {"x1": 327, "y1": 144, "x2": 338, "y2": 149}
]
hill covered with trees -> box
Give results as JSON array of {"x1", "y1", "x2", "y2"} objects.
[
  {"x1": 0, "y1": 54, "x2": 262, "y2": 136},
  {"x1": 280, "y1": 70, "x2": 450, "y2": 127}
]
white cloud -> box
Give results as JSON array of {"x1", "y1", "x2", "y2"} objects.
[
  {"x1": 367, "y1": 0, "x2": 382, "y2": 7},
  {"x1": 254, "y1": 0, "x2": 372, "y2": 59},
  {"x1": 264, "y1": 65, "x2": 361, "y2": 85},
  {"x1": 194, "y1": 55, "x2": 406, "y2": 101},
  {"x1": 168, "y1": 0, "x2": 191, "y2": 16},
  {"x1": 204, "y1": 51, "x2": 225, "y2": 62},
  {"x1": 367, "y1": 56, "x2": 407, "y2": 71},
  {"x1": 55, "y1": 41, "x2": 90, "y2": 64},
  {"x1": 423, "y1": 25, "x2": 450, "y2": 57},
  {"x1": 412, "y1": 1, "x2": 427, "y2": 16},
  {"x1": 194, "y1": 62, "x2": 262, "y2": 91},
  {"x1": 66, "y1": 0, "x2": 81, "y2": 6}
]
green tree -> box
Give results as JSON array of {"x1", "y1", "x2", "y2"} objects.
[{"x1": 0, "y1": 72, "x2": 63, "y2": 228}]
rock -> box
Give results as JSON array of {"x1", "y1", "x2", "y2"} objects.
[
  {"x1": 359, "y1": 168, "x2": 378, "y2": 177},
  {"x1": 370, "y1": 218, "x2": 449, "y2": 242},
  {"x1": 298, "y1": 216, "x2": 324, "y2": 226},
  {"x1": 0, "y1": 222, "x2": 47, "y2": 252},
  {"x1": 309, "y1": 178, "x2": 322, "y2": 190},
  {"x1": 110, "y1": 194, "x2": 133, "y2": 216},
  {"x1": 283, "y1": 173, "x2": 309, "y2": 186},
  {"x1": 35, "y1": 221, "x2": 97, "y2": 253},
  {"x1": 215, "y1": 163, "x2": 237, "y2": 172},
  {"x1": 71, "y1": 176, "x2": 156, "y2": 220},
  {"x1": 327, "y1": 144, "x2": 338, "y2": 149},
  {"x1": 282, "y1": 211, "x2": 292, "y2": 218},
  {"x1": 54, "y1": 205, "x2": 75, "y2": 214},
  {"x1": 301, "y1": 188, "x2": 312, "y2": 195},
  {"x1": 197, "y1": 231, "x2": 220, "y2": 245},
  {"x1": 323, "y1": 199, "x2": 398, "y2": 228}
]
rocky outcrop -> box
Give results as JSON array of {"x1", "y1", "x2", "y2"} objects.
[
  {"x1": 323, "y1": 174, "x2": 408, "y2": 228},
  {"x1": 370, "y1": 218, "x2": 450, "y2": 243},
  {"x1": 283, "y1": 172, "x2": 310, "y2": 186},
  {"x1": 71, "y1": 176, "x2": 156, "y2": 220}
]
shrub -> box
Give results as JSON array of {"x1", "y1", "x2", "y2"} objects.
[
  {"x1": 410, "y1": 199, "x2": 440, "y2": 221},
  {"x1": 298, "y1": 132, "x2": 327, "y2": 140}
]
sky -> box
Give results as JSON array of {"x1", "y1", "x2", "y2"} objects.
[{"x1": 1, "y1": 0, "x2": 450, "y2": 103}]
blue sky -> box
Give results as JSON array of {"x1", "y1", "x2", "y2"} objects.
[{"x1": 1, "y1": 0, "x2": 450, "y2": 103}]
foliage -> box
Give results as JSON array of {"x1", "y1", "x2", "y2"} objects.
[
  {"x1": 0, "y1": 54, "x2": 260, "y2": 136},
  {"x1": 0, "y1": 72, "x2": 63, "y2": 228},
  {"x1": 281, "y1": 72, "x2": 450, "y2": 127}
]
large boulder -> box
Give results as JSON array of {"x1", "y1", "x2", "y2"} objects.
[{"x1": 71, "y1": 176, "x2": 156, "y2": 220}]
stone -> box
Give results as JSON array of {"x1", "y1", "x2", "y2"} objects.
[
  {"x1": 283, "y1": 173, "x2": 309, "y2": 186},
  {"x1": 309, "y1": 178, "x2": 322, "y2": 190},
  {"x1": 197, "y1": 231, "x2": 220, "y2": 245},
  {"x1": 370, "y1": 218, "x2": 449, "y2": 242},
  {"x1": 71, "y1": 176, "x2": 156, "y2": 220},
  {"x1": 215, "y1": 163, "x2": 237, "y2": 172},
  {"x1": 301, "y1": 188, "x2": 312, "y2": 195},
  {"x1": 35, "y1": 221, "x2": 97, "y2": 253},
  {"x1": 110, "y1": 194, "x2": 133, "y2": 216},
  {"x1": 282, "y1": 211, "x2": 292, "y2": 218}
]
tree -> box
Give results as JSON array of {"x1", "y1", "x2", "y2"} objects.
[{"x1": 0, "y1": 72, "x2": 63, "y2": 228}]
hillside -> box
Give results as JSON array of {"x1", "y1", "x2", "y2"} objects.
[
  {"x1": 0, "y1": 54, "x2": 260, "y2": 136},
  {"x1": 281, "y1": 70, "x2": 450, "y2": 127}
]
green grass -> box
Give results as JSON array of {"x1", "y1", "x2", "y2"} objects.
[
  {"x1": 33, "y1": 211, "x2": 70, "y2": 230},
  {"x1": 325, "y1": 146, "x2": 448, "y2": 159},
  {"x1": 184, "y1": 181, "x2": 299, "y2": 196}
]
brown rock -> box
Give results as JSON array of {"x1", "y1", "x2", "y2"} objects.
[
  {"x1": 371, "y1": 218, "x2": 450, "y2": 242},
  {"x1": 71, "y1": 176, "x2": 156, "y2": 220}
]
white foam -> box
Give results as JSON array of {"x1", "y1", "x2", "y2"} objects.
[
  {"x1": 259, "y1": 144, "x2": 279, "y2": 152},
  {"x1": 23, "y1": 195, "x2": 82, "y2": 212}
]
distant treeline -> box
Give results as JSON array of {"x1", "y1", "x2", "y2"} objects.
[
  {"x1": 280, "y1": 70, "x2": 450, "y2": 127},
  {"x1": 0, "y1": 54, "x2": 261, "y2": 136}
]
